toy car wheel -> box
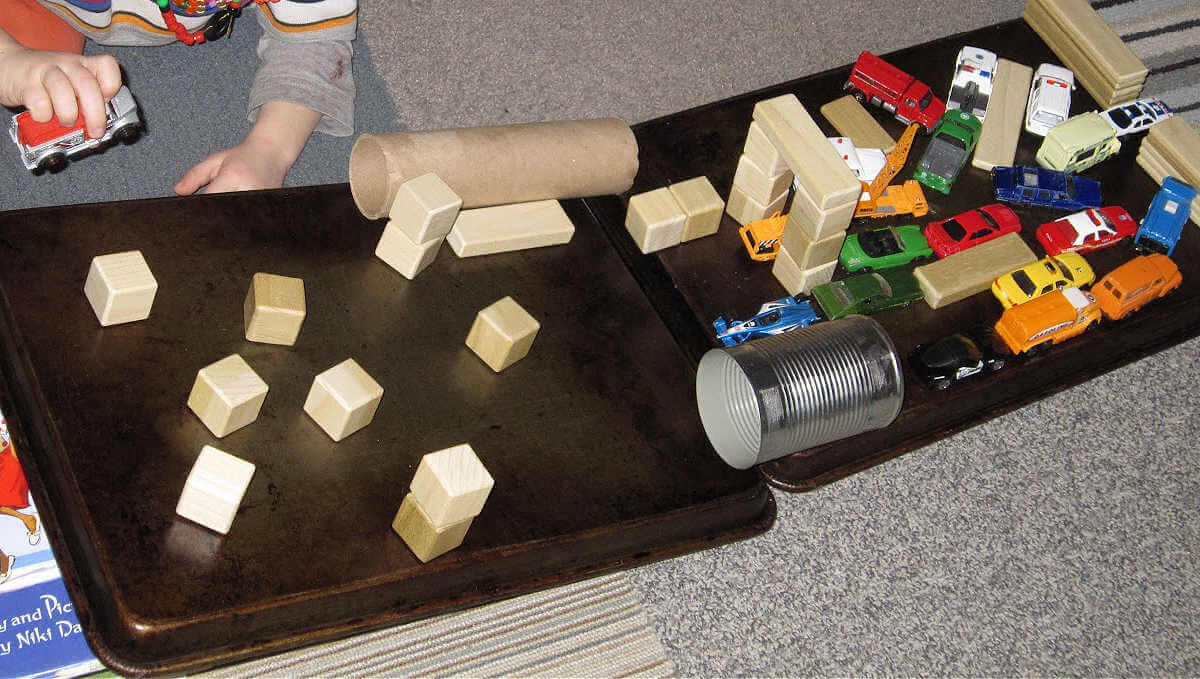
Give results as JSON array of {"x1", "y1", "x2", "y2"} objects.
[
  {"x1": 932, "y1": 377, "x2": 952, "y2": 391},
  {"x1": 37, "y1": 152, "x2": 68, "y2": 174},
  {"x1": 113, "y1": 124, "x2": 141, "y2": 145}
]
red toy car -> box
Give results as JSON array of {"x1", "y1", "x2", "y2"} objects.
[
  {"x1": 1035, "y1": 206, "x2": 1136, "y2": 255},
  {"x1": 844, "y1": 51, "x2": 947, "y2": 132},
  {"x1": 923, "y1": 203, "x2": 1022, "y2": 258}
]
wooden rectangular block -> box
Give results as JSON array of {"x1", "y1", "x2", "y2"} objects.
[
  {"x1": 725, "y1": 184, "x2": 787, "y2": 226},
  {"x1": 243, "y1": 273, "x2": 306, "y2": 345},
  {"x1": 1137, "y1": 145, "x2": 1200, "y2": 227},
  {"x1": 389, "y1": 172, "x2": 463, "y2": 244},
  {"x1": 176, "y1": 445, "x2": 255, "y2": 535},
  {"x1": 787, "y1": 179, "x2": 855, "y2": 242},
  {"x1": 779, "y1": 221, "x2": 846, "y2": 271},
  {"x1": 187, "y1": 354, "x2": 269, "y2": 438},
  {"x1": 465, "y1": 296, "x2": 540, "y2": 372},
  {"x1": 914, "y1": 233, "x2": 1037, "y2": 309},
  {"x1": 1026, "y1": 0, "x2": 1146, "y2": 83},
  {"x1": 819, "y1": 95, "x2": 896, "y2": 153},
  {"x1": 772, "y1": 246, "x2": 837, "y2": 297},
  {"x1": 972, "y1": 59, "x2": 1034, "y2": 171},
  {"x1": 447, "y1": 200, "x2": 575, "y2": 257},
  {"x1": 392, "y1": 492, "x2": 473, "y2": 563},
  {"x1": 624, "y1": 187, "x2": 686, "y2": 253},
  {"x1": 668, "y1": 176, "x2": 725, "y2": 242},
  {"x1": 1146, "y1": 117, "x2": 1200, "y2": 183},
  {"x1": 409, "y1": 443, "x2": 494, "y2": 529},
  {"x1": 731, "y1": 153, "x2": 794, "y2": 206},
  {"x1": 303, "y1": 358, "x2": 384, "y2": 442},
  {"x1": 375, "y1": 222, "x2": 443, "y2": 280},
  {"x1": 742, "y1": 121, "x2": 791, "y2": 176},
  {"x1": 752, "y1": 94, "x2": 862, "y2": 210},
  {"x1": 83, "y1": 250, "x2": 158, "y2": 326}
]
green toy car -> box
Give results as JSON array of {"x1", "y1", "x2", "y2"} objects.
[
  {"x1": 810, "y1": 267, "x2": 925, "y2": 320},
  {"x1": 913, "y1": 110, "x2": 982, "y2": 195},
  {"x1": 839, "y1": 224, "x2": 933, "y2": 273}
]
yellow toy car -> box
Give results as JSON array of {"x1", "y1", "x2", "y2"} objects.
[{"x1": 991, "y1": 252, "x2": 1094, "y2": 309}]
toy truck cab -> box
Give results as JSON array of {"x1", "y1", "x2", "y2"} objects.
[
  {"x1": 844, "y1": 51, "x2": 946, "y2": 131},
  {"x1": 739, "y1": 211, "x2": 788, "y2": 261},
  {"x1": 994, "y1": 286, "x2": 1100, "y2": 355},
  {"x1": 1036, "y1": 111, "x2": 1121, "y2": 173},
  {"x1": 1134, "y1": 176, "x2": 1196, "y2": 256},
  {"x1": 8, "y1": 85, "x2": 141, "y2": 173}
]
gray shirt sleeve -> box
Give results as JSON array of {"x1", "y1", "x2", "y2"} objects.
[{"x1": 247, "y1": 23, "x2": 356, "y2": 136}]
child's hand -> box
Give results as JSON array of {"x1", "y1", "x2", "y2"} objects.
[
  {"x1": 174, "y1": 100, "x2": 321, "y2": 195},
  {"x1": 0, "y1": 32, "x2": 121, "y2": 139}
]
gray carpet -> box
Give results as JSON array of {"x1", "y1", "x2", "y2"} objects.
[{"x1": 3, "y1": 1, "x2": 1199, "y2": 675}]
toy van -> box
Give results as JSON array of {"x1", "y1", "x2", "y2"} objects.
[
  {"x1": 1035, "y1": 111, "x2": 1121, "y2": 173},
  {"x1": 1092, "y1": 253, "x2": 1182, "y2": 321},
  {"x1": 993, "y1": 286, "x2": 1100, "y2": 355}
]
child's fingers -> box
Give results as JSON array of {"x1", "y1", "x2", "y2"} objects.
[
  {"x1": 40, "y1": 67, "x2": 79, "y2": 127},
  {"x1": 175, "y1": 155, "x2": 224, "y2": 196},
  {"x1": 20, "y1": 81, "x2": 54, "y2": 124},
  {"x1": 83, "y1": 54, "x2": 122, "y2": 99},
  {"x1": 63, "y1": 64, "x2": 108, "y2": 138}
]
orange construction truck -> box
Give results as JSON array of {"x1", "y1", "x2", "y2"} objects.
[{"x1": 994, "y1": 286, "x2": 1101, "y2": 355}]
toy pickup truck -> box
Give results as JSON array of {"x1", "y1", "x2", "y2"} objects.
[{"x1": 8, "y1": 85, "x2": 141, "y2": 173}]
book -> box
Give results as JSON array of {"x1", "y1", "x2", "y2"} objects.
[{"x1": 0, "y1": 408, "x2": 104, "y2": 679}]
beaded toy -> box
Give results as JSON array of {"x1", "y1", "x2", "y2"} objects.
[{"x1": 156, "y1": 0, "x2": 279, "y2": 45}]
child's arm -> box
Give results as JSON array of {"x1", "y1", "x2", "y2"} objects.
[{"x1": 0, "y1": 29, "x2": 120, "y2": 139}]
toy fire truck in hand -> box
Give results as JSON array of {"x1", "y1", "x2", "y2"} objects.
[{"x1": 8, "y1": 86, "x2": 141, "y2": 173}]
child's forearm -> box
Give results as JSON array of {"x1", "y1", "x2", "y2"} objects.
[{"x1": 247, "y1": 100, "x2": 323, "y2": 171}]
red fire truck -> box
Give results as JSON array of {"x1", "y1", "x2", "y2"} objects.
[{"x1": 843, "y1": 51, "x2": 946, "y2": 132}]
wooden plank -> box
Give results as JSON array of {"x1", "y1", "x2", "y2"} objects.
[
  {"x1": 819, "y1": 95, "x2": 896, "y2": 153},
  {"x1": 1025, "y1": 0, "x2": 1146, "y2": 83},
  {"x1": 752, "y1": 94, "x2": 861, "y2": 210},
  {"x1": 913, "y1": 233, "x2": 1037, "y2": 309},
  {"x1": 1023, "y1": 2, "x2": 1145, "y2": 105},
  {"x1": 448, "y1": 199, "x2": 575, "y2": 257},
  {"x1": 1146, "y1": 116, "x2": 1200, "y2": 182},
  {"x1": 972, "y1": 59, "x2": 1034, "y2": 171}
]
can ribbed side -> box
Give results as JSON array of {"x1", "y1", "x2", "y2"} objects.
[{"x1": 696, "y1": 316, "x2": 903, "y2": 468}]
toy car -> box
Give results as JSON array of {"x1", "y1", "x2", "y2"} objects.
[
  {"x1": 1098, "y1": 97, "x2": 1173, "y2": 136},
  {"x1": 909, "y1": 328, "x2": 1006, "y2": 391},
  {"x1": 1025, "y1": 63, "x2": 1074, "y2": 136},
  {"x1": 992, "y1": 165, "x2": 1101, "y2": 211},
  {"x1": 1092, "y1": 253, "x2": 1182, "y2": 321},
  {"x1": 1035, "y1": 111, "x2": 1121, "y2": 173},
  {"x1": 991, "y1": 252, "x2": 1095, "y2": 309},
  {"x1": 839, "y1": 224, "x2": 933, "y2": 272},
  {"x1": 712, "y1": 296, "x2": 821, "y2": 346},
  {"x1": 913, "y1": 110, "x2": 982, "y2": 195},
  {"x1": 1134, "y1": 176, "x2": 1196, "y2": 256},
  {"x1": 810, "y1": 267, "x2": 924, "y2": 320},
  {"x1": 946, "y1": 46, "x2": 997, "y2": 121},
  {"x1": 8, "y1": 85, "x2": 141, "y2": 173},
  {"x1": 994, "y1": 286, "x2": 1100, "y2": 355},
  {"x1": 739, "y1": 211, "x2": 788, "y2": 261},
  {"x1": 923, "y1": 202, "x2": 1022, "y2": 258},
  {"x1": 844, "y1": 51, "x2": 946, "y2": 132},
  {"x1": 1035, "y1": 206, "x2": 1136, "y2": 256}
]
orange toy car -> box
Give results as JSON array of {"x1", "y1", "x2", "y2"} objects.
[
  {"x1": 1092, "y1": 253, "x2": 1182, "y2": 321},
  {"x1": 994, "y1": 286, "x2": 1100, "y2": 355}
]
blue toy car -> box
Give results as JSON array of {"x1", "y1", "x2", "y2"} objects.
[
  {"x1": 992, "y1": 165, "x2": 1101, "y2": 211},
  {"x1": 713, "y1": 297, "x2": 821, "y2": 346},
  {"x1": 1134, "y1": 176, "x2": 1196, "y2": 256}
]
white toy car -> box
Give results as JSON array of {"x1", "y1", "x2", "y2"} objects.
[
  {"x1": 1025, "y1": 64, "x2": 1074, "y2": 137},
  {"x1": 8, "y1": 85, "x2": 141, "y2": 173},
  {"x1": 1098, "y1": 97, "x2": 1174, "y2": 136},
  {"x1": 947, "y1": 46, "x2": 997, "y2": 121}
]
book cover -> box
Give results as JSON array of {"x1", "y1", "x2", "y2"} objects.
[{"x1": 0, "y1": 409, "x2": 104, "y2": 679}]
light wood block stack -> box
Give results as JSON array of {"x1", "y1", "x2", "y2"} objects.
[
  {"x1": 751, "y1": 94, "x2": 861, "y2": 295},
  {"x1": 377, "y1": 173, "x2": 462, "y2": 279},
  {"x1": 393, "y1": 443, "x2": 494, "y2": 562},
  {"x1": 1022, "y1": 0, "x2": 1147, "y2": 108},
  {"x1": 726, "y1": 121, "x2": 793, "y2": 226},
  {"x1": 1138, "y1": 117, "x2": 1200, "y2": 226},
  {"x1": 624, "y1": 176, "x2": 724, "y2": 254}
]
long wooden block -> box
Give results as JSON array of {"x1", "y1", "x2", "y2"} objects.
[
  {"x1": 1025, "y1": 0, "x2": 1147, "y2": 83},
  {"x1": 731, "y1": 153, "x2": 794, "y2": 206},
  {"x1": 771, "y1": 247, "x2": 836, "y2": 297},
  {"x1": 819, "y1": 96, "x2": 896, "y2": 153},
  {"x1": 972, "y1": 59, "x2": 1034, "y2": 171},
  {"x1": 752, "y1": 94, "x2": 861, "y2": 210},
  {"x1": 1138, "y1": 146, "x2": 1200, "y2": 226},
  {"x1": 1024, "y1": 1, "x2": 1146, "y2": 105},
  {"x1": 447, "y1": 200, "x2": 575, "y2": 257},
  {"x1": 742, "y1": 121, "x2": 791, "y2": 176},
  {"x1": 914, "y1": 233, "x2": 1037, "y2": 309},
  {"x1": 787, "y1": 178, "x2": 855, "y2": 242},
  {"x1": 1146, "y1": 117, "x2": 1200, "y2": 182},
  {"x1": 725, "y1": 184, "x2": 787, "y2": 226}
]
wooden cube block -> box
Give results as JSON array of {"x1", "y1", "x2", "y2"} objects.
[
  {"x1": 742, "y1": 121, "x2": 791, "y2": 176},
  {"x1": 83, "y1": 250, "x2": 158, "y2": 326},
  {"x1": 752, "y1": 94, "x2": 862, "y2": 210},
  {"x1": 819, "y1": 95, "x2": 896, "y2": 153},
  {"x1": 465, "y1": 296, "x2": 540, "y2": 372},
  {"x1": 187, "y1": 354, "x2": 269, "y2": 438},
  {"x1": 772, "y1": 248, "x2": 836, "y2": 296},
  {"x1": 391, "y1": 492, "x2": 473, "y2": 563},
  {"x1": 725, "y1": 184, "x2": 788, "y2": 226},
  {"x1": 779, "y1": 222, "x2": 846, "y2": 271},
  {"x1": 389, "y1": 172, "x2": 462, "y2": 244},
  {"x1": 914, "y1": 233, "x2": 1037, "y2": 309},
  {"x1": 243, "y1": 273, "x2": 306, "y2": 346},
  {"x1": 409, "y1": 443, "x2": 494, "y2": 528},
  {"x1": 668, "y1": 176, "x2": 725, "y2": 242},
  {"x1": 731, "y1": 153, "x2": 794, "y2": 206},
  {"x1": 624, "y1": 187, "x2": 686, "y2": 254},
  {"x1": 787, "y1": 179, "x2": 856, "y2": 242},
  {"x1": 375, "y1": 221, "x2": 443, "y2": 280},
  {"x1": 447, "y1": 200, "x2": 575, "y2": 257},
  {"x1": 176, "y1": 445, "x2": 255, "y2": 535},
  {"x1": 972, "y1": 59, "x2": 1033, "y2": 172},
  {"x1": 303, "y1": 358, "x2": 384, "y2": 442}
]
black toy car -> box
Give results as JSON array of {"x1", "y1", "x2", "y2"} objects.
[{"x1": 908, "y1": 329, "x2": 1006, "y2": 390}]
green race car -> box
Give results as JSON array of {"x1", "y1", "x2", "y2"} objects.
[
  {"x1": 913, "y1": 109, "x2": 982, "y2": 195},
  {"x1": 839, "y1": 224, "x2": 933, "y2": 272},
  {"x1": 810, "y1": 267, "x2": 925, "y2": 320}
]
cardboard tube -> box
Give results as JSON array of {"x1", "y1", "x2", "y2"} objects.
[{"x1": 349, "y1": 118, "x2": 639, "y2": 219}]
